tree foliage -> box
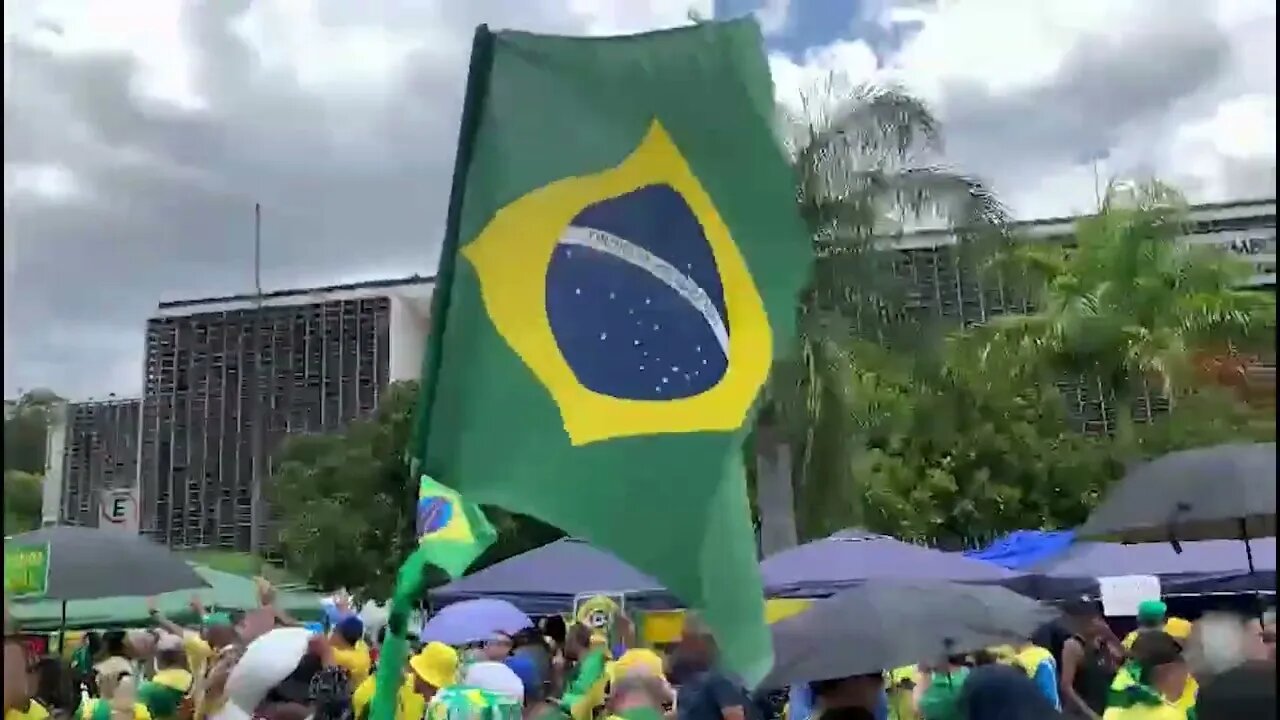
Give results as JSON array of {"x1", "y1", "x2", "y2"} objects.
[
  {"x1": 4, "y1": 470, "x2": 44, "y2": 536},
  {"x1": 793, "y1": 182, "x2": 1276, "y2": 544},
  {"x1": 759, "y1": 79, "x2": 1011, "y2": 542},
  {"x1": 271, "y1": 380, "x2": 561, "y2": 598},
  {"x1": 4, "y1": 389, "x2": 63, "y2": 475},
  {"x1": 968, "y1": 181, "x2": 1275, "y2": 440}
]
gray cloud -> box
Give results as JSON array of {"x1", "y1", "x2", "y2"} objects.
[
  {"x1": 933, "y1": 6, "x2": 1232, "y2": 192},
  {"x1": 4, "y1": 0, "x2": 1273, "y2": 399},
  {"x1": 5, "y1": 0, "x2": 641, "y2": 399}
]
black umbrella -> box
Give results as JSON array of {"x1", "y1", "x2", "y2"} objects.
[
  {"x1": 1077, "y1": 442, "x2": 1276, "y2": 544},
  {"x1": 6, "y1": 525, "x2": 208, "y2": 601},
  {"x1": 760, "y1": 579, "x2": 1059, "y2": 688}
]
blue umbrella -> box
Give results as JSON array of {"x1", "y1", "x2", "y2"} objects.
[{"x1": 421, "y1": 598, "x2": 533, "y2": 646}]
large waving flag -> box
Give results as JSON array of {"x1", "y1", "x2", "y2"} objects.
[
  {"x1": 416, "y1": 474, "x2": 496, "y2": 578},
  {"x1": 373, "y1": 20, "x2": 810, "y2": 719}
]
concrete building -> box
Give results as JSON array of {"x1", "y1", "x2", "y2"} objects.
[
  {"x1": 137, "y1": 275, "x2": 433, "y2": 551},
  {"x1": 52, "y1": 397, "x2": 142, "y2": 528}
]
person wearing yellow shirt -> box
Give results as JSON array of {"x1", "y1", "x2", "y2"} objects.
[
  {"x1": 1103, "y1": 632, "x2": 1190, "y2": 720},
  {"x1": 5, "y1": 636, "x2": 50, "y2": 720},
  {"x1": 329, "y1": 617, "x2": 372, "y2": 687},
  {"x1": 146, "y1": 597, "x2": 237, "y2": 720},
  {"x1": 1122, "y1": 602, "x2": 1191, "y2": 652},
  {"x1": 1112, "y1": 618, "x2": 1196, "y2": 713},
  {"x1": 352, "y1": 642, "x2": 458, "y2": 720},
  {"x1": 77, "y1": 674, "x2": 153, "y2": 720}
]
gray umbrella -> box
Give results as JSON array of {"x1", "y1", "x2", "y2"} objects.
[
  {"x1": 6, "y1": 525, "x2": 208, "y2": 601},
  {"x1": 760, "y1": 579, "x2": 1058, "y2": 688},
  {"x1": 1078, "y1": 442, "x2": 1277, "y2": 544}
]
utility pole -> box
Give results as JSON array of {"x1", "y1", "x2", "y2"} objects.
[
  {"x1": 1093, "y1": 159, "x2": 1103, "y2": 212},
  {"x1": 249, "y1": 203, "x2": 265, "y2": 554}
]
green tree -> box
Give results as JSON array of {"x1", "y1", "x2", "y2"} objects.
[
  {"x1": 4, "y1": 389, "x2": 63, "y2": 474},
  {"x1": 969, "y1": 181, "x2": 1275, "y2": 444},
  {"x1": 4, "y1": 470, "x2": 44, "y2": 535},
  {"x1": 271, "y1": 380, "x2": 560, "y2": 597},
  {"x1": 756, "y1": 82, "x2": 1010, "y2": 546}
]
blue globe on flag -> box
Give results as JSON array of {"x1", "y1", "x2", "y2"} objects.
[{"x1": 418, "y1": 495, "x2": 455, "y2": 536}]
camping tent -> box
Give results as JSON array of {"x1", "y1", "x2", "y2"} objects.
[
  {"x1": 1036, "y1": 537, "x2": 1277, "y2": 598},
  {"x1": 761, "y1": 529, "x2": 1025, "y2": 597},
  {"x1": 430, "y1": 538, "x2": 676, "y2": 613}
]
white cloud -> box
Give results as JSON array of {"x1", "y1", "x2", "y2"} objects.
[
  {"x1": 4, "y1": 0, "x2": 1274, "y2": 398},
  {"x1": 7, "y1": 0, "x2": 206, "y2": 111},
  {"x1": 755, "y1": 0, "x2": 793, "y2": 36},
  {"x1": 769, "y1": 0, "x2": 1277, "y2": 218}
]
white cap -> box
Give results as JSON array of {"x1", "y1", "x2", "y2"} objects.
[{"x1": 462, "y1": 661, "x2": 525, "y2": 702}]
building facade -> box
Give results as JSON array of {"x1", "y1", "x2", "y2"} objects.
[
  {"x1": 883, "y1": 198, "x2": 1276, "y2": 433},
  {"x1": 53, "y1": 398, "x2": 142, "y2": 527},
  {"x1": 136, "y1": 275, "x2": 433, "y2": 551}
]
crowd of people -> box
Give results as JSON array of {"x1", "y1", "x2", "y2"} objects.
[{"x1": 5, "y1": 589, "x2": 1276, "y2": 720}]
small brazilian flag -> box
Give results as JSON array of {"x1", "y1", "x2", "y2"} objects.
[
  {"x1": 411, "y1": 18, "x2": 809, "y2": 687},
  {"x1": 417, "y1": 475, "x2": 496, "y2": 578}
]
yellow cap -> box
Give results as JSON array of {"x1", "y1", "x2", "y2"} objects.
[
  {"x1": 610, "y1": 648, "x2": 665, "y2": 681},
  {"x1": 1165, "y1": 617, "x2": 1193, "y2": 640},
  {"x1": 409, "y1": 642, "x2": 459, "y2": 690}
]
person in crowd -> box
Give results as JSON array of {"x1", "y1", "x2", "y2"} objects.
[
  {"x1": 670, "y1": 616, "x2": 751, "y2": 720},
  {"x1": 484, "y1": 633, "x2": 515, "y2": 663},
  {"x1": 427, "y1": 661, "x2": 523, "y2": 720},
  {"x1": 77, "y1": 667, "x2": 151, "y2": 720},
  {"x1": 1121, "y1": 602, "x2": 1189, "y2": 653},
  {"x1": 609, "y1": 649, "x2": 674, "y2": 718},
  {"x1": 1059, "y1": 601, "x2": 1120, "y2": 719},
  {"x1": 32, "y1": 656, "x2": 80, "y2": 720},
  {"x1": 1103, "y1": 632, "x2": 1189, "y2": 720},
  {"x1": 93, "y1": 634, "x2": 134, "y2": 694},
  {"x1": 1263, "y1": 607, "x2": 1276, "y2": 662},
  {"x1": 1004, "y1": 636, "x2": 1061, "y2": 711},
  {"x1": 136, "y1": 636, "x2": 192, "y2": 720},
  {"x1": 956, "y1": 662, "x2": 1061, "y2": 720},
  {"x1": 146, "y1": 598, "x2": 237, "y2": 720},
  {"x1": 124, "y1": 635, "x2": 158, "y2": 681},
  {"x1": 328, "y1": 617, "x2": 371, "y2": 687},
  {"x1": 912, "y1": 655, "x2": 969, "y2": 720},
  {"x1": 72, "y1": 636, "x2": 104, "y2": 697},
  {"x1": 352, "y1": 642, "x2": 457, "y2": 720},
  {"x1": 510, "y1": 629, "x2": 554, "y2": 702},
  {"x1": 559, "y1": 625, "x2": 609, "y2": 720},
  {"x1": 207, "y1": 630, "x2": 350, "y2": 720},
  {"x1": 1183, "y1": 610, "x2": 1274, "y2": 719},
  {"x1": 1194, "y1": 654, "x2": 1275, "y2": 720},
  {"x1": 6, "y1": 615, "x2": 50, "y2": 720},
  {"x1": 503, "y1": 654, "x2": 559, "y2": 720},
  {"x1": 607, "y1": 675, "x2": 674, "y2": 720},
  {"x1": 1110, "y1": 617, "x2": 1195, "y2": 714},
  {"x1": 808, "y1": 673, "x2": 886, "y2": 720},
  {"x1": 883, "y1": 666, "x2": 918, "y2": 720},
  {"x1": 1122, "y1": 602, "x2": 1167, "y2": 651}
]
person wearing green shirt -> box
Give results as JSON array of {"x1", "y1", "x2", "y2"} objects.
[{"x1": 913, "y1": 657, "x2": 969, "y2": 720}]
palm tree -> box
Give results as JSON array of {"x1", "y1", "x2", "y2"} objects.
[
  {"x1": 963, "y1": 180, "x2": 1275, "y2": 445},
  {"x1": 754, "y1": 81, "x2": 1009, "y2": 550}
]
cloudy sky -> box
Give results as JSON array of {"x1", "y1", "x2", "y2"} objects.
[{"x1": 4, "y1": 0, "x2": 1275, "y2": 400}]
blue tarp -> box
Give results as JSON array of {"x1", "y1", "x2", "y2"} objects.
[
  {"x1": 429, "y1": 538, "x2": 677, "y2": 614},
  {"x1": 967, "y1": 531, "x2": 1277, "y2": 598},
  {"x1": 965, "y1": 530, "x2": 1077, "y2": 569}
]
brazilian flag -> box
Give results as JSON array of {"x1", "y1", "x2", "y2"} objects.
[
  {"x1": 416, "y1": 474, "x2": 496, "y2": 578},
  {"x1": 403, "y1": 17, "x2": 808, "y2": 690}
]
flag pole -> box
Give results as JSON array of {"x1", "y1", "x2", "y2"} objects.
[{"x1": 368, "y1": 24, "x2": 496, "y2": 720}]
